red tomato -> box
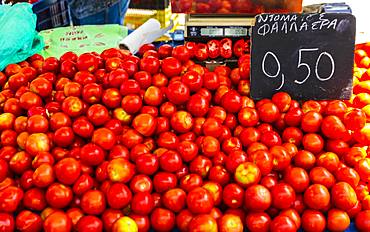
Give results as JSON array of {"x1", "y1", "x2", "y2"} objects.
[
  {"x1": 233, "y1": 39, "x2": 249, "y2": 57},
  {"x1": 219, "y1": 214, "x2": 243, "y2": 232},
  {"x1": 246, "y1": 212, "x2": 271, "y2": 232},
  {"x1": 355, "y1": 210, "x2": 370, "y2": 231},
  {"x1": 284, "y1": 167, "x2": 309, "y2": 193},
  {"x1": 270, "y1": 215, "x2": 297, "y2": 232},
  {"x1": 327, "y1": 209, "x2": 350, "y2": 232},
  {"x1": 207, "y1": 40, "x2": 221, "y2": 59},
  {"x1": 222, "y1": 183, "x2": 244, "y2": 209},
  {"x1": 303, "y1": 184, "x2": 330, "y2": 210},
  {"x1": 188, "y1": 214, "x2": 218, "y2": 232},
  {"x1": 186, "y1": 187, "x2": 214, "y2": 214},
  {"x1": 331, "y1": 182, "x2": 358, "y2": 210},
  {"x1": 150, "y1": 208, "x2": 175, "y2": 232},
  {"x1": 271, "y1": 183, "x2": 296, "y2": 209},
  {"x1": 301, "y1": 210, "x2": 326, "y2": 232},
  {"x1": 244, "y1": 184, "x2": 271, "y2": 211},
  {"x1": 195, "y1": 43, "x2": 209, "y2": 61},
  {"x1": 220, "y1": 38, "x2": 233, "y2": 59},
  {"x1": 43, "y1": 211, "x2": 72, "y2": 232}
]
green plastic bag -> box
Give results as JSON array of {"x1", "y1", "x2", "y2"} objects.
[
  {"x1": 39, "y1": 24, "x2": 128, "y2": 58},
  {"x1": 0, "y1": 3, "x2": 44, "y2": 71}
]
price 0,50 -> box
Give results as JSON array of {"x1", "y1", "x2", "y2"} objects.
[{"x1": 262, "y1": 48, "x2": 335, "y2": 90}]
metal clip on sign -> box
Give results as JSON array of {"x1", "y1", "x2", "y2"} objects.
[{"x1": 119, "y1": 18, "x2": 174, "y2": 54}]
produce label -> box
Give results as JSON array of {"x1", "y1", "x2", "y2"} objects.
[{"x1": 251, "y1": 13, "x2": 356, "y2": 100}]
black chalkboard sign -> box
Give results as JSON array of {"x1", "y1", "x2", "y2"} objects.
[{"x1": 250, "y1": 13, "x2": 356, "y2": 100}]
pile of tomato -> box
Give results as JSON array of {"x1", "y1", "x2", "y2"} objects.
[
  {"x1": 0, "y1": 41, "x2": 369, "y2": 232},
  {"x1": 184, "y1": 39, "x2": 250, "y2": 61}
]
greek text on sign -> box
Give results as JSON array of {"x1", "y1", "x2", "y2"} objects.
[{"x1": 251, "y1": 13, "x2": 356, "y2": 100}]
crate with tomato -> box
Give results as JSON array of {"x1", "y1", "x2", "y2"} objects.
[{"x1": 171, "y1": 0, "x2": 302, "y2": 14}]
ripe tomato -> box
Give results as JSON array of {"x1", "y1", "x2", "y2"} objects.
[
  {"x1": 270, "y1": 215, "x2": 297, "y2": 232},
  {"x1": 186, "y1": 187, "x2": 214, "y2": 214},
  {"x1": 218, "y1": 214, "x2": 243, "y2": 232},
  {"x1": 220, "y1": 38, "x2": 233, "y2": 59},
  {"x1": 321, "y1": 115, "x2": 347, "y2": 140},
  {"x1": 271, "y1": 183, "x2": 296, "y2": 209},
  {"x1": 355, "y1": 210, "x2": 370, "y2": 231},
  {"x1": 195, "y1": 43, "x2": 209, "y2": 61},
  {"x1": 302, "y1": 133, "x2": 324, "y2": 154},
  {"x1": 161, "y1": 57, "x2": 182, "y2": 77},
  {"x1": 244, "y1": 184, "x2": 271, "y2": 211},
  {"x1": 172, "y1": 45, "x2": 191, "y2": 63},
  {"x1": 188, "y1": 214, "x2": 218, "y2": 232},
  {"x1": 106, "y1": 183, "x2": 132, "y2": 209},
  {"x1": 331, "y1": 182, "x2": 358, "y2": 210},
  {"x1": 301, "y1": 210, "x2": 326, "y2": 232},
  {"x1": 257, "y1": 102, "x2": 280, "y2": 123},
  {"x1": 233, "y1": 39, "x2": 248, "y2": 57},
  {"x1": 222, "y1": 183, "x2": 244, "y2": 209},
  {"x1": 327, "y1": 209, "x2": 350, "y2": 232},
  {"x1": 284, "y1": 167, "x2": 309, "y2": 193},
  {"x1": 303, "y1": 184, "x2": 330, "y2": 210},
  {"x1": 166, "y1": 81, "x2": 190, "y2": 105},
  {"x1": 150, "y1": 208, "x2": 175, "y2": 232},
  {"x1": 245, "y1": 212, "x2": 271, "y2": 232},
  {"x1": 207, "y1": 40, "x2": 221, "y2": 59}
]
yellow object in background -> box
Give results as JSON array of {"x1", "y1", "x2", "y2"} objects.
[{"x1": 124, "y1": 6, "x2": 181, "y2": 42}]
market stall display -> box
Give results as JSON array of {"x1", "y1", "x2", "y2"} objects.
[
  {"x1": 1, "y1": 0, "x2": 370, "y2": 231},
  {"x1": 0, "y1": 40, "x2": 369, "y2": 231}
]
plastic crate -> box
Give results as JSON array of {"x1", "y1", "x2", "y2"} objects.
[
  {"x1": 171, "y1": 0, "x2": 302, "y2": 15},
  {"x1": 32, "y1": 0, "x2": 130, "y2": 31},
  {"x1": 32, "y1": 0, "x2": 70, "y2": 31},
  {"x1": 68, "y1": 0, "x2": 130, "y2": 26},
  {"x1": 129, "y1": 0, "x2": 169, "y2": 10}
]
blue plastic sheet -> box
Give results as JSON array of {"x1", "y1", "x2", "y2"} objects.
[
  {"x1": 0, "y1": 3, "x2": 44, "y2": 71},
  {"x1": 67, "y1": 0, "x2": 130, "y2": 25}
]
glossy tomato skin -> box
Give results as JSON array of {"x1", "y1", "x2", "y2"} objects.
[
  {"x1": 180, "y1": 174, "x2": 203, "y2": 193},
  {"x1": 246, "y1": 212, "x2": 271, "y2": 232},
  {"x1": 76, "y1": 215, "x2": 103, "y2": 232},
  {"x1": 218, "y1": 213, "x2": 243, "y2": 232},
  {"x1": 153, "y1": 172, "x2": 177, "y2": 193},
  {"x1": 301, "y1": 210, "x2": 326, "y2": 232},
  {"x1": 150, "y1": 208, "x2": 175, "y2": 232},
  {"x1": 355, "y1": 210, "x2": 370, "y2": 231},
  {"x1": 186, "y1": 187, "x2": 214, "y2": 214},
  {"x1": 106, "y1": 183, "x2": 132, "y2": 209},
  {"x1": 223, "y1": 183, "x2": 244, "y2": 209},
  {"x1": 80, "y1": 190, "x2": 106, "y2": 215},
  {"x1": 327, "y1": 209, "x2": 350, "y2": 232},
  {"x1": 303, "y1": 184, "x2": 330, "y2": 210},
  {"x1": 271, "y1": 183, "x2": 296, "y2": 209},
  {"x1": 309, "y1": 167, "x2": 336, "y2": 188},
  {"x1": 270, "y1": 215, "x2": 297, "y2": 232},
  {"x1": 331, "y1": 182, "x2": 358, "y2": 210},
  {"x1": 45, "y1": 183, "x2": 73, "y2": 209},
  {"x1": 0, "y1": 213, "x2": 15, "y2": 231},
  {"x1": 284, "y1": 167, "x2": 309, "y2": 193},
  {"x1": 162, "y1": 188, "x2": 186, "y2": 213},
  {"x1": 161, "y1": 57, "x2": 182, "y2": 77},
  {"x1": 0, "y1": 186, "x2": 24, "y2": 212},
  {"x1": 188, "y1": 214, "x2": 218, "y2": 232},
  {"x1": 244, "y1": 184, "x2": 271, "y2": 211},
  {"x1": 131, "y1": 192, "x2": 154, "y2": 215},
  {"x1": 43, "y1": 211, "x2": 72, "y2": 232}
]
